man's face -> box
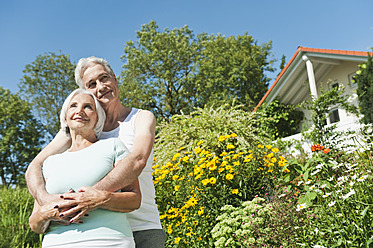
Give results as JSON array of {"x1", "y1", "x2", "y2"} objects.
[{"x1": 81, "y1": 63, "x2": 118, "y2": 106}]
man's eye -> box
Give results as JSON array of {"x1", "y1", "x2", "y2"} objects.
[{"x1": 88, "y1": 82, "x2": 96, "y2": 88}]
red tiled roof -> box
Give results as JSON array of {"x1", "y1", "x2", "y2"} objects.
[{"x1": 254, "y1": 46, "x2": 371, "y2": 110}]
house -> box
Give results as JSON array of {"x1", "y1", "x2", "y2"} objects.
[{"x1": 256, "y1": 46, "x2": 371, "y2": 151}]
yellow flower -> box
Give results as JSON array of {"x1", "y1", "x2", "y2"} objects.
[
  {"x1": 218, "y1": 135, "x2": 226, "y2": 142},
  {"x1": 198, "y1": 207, "x2": 204, "y2": 216},
  {"x1": 284, "y1": 168, "x2": 290, "y2": 173},
  {"x1": 197, "y1": 140, "x2": 204, "y2": 146},
  {"x1": 233, "y1": 161, "x2": 240, "y2": 166},
  {"x1": 167, "y1": 227, "x2": 173, "y2": 234},
  {"x1": 220, "y1": 152, "x2": 228, "y2": 157},
  {"x1": 201, "y1": 178, "x2": 209, "y2": 185},
  {"x1": 271, "y1": 157, "x2": 277, "y2": 163},
  {"x1": 272, "y1": 147, "x2": 279, "y2": 153},
  {"x1": 232, "y1": 189, "x2": 239, "y2": 194},
  {"x1": 178, "y1": 147, "x2": 186, "y2": 151},
  {"x1": 172, "y1": 153, "x2": 180, "y2": 161},
  {"x1": 152, "y1": 164, "x2": 159, "y2": 170},
  {"x1": 172, "y1": 175, "x2": 179, "y2": 180},
  {"x1": 174, "y1": 185, "x2": 181, "y2": 191},
  {"x1": 218, "y1": 167, "x2": 225, "y2": 173},
  {"x1": 194, "y1": 147, "x2": 202, "y2": 154},
  {"x1": 175, "y1": 237, "x2": 181, "y2": 244},
  {"x1": 226, "y1": 174, "x2": 234, "y2": 180},
  {"x1": 227, "y1": 144, "x2": 235, "y2": 149},
  {"x1": 209, "y1": 177, "x2": 217, "y2": 185},
  {"x1": 231, "y1": 133, "x2": 238, "y2": 137},
  {"x1": 268, "y1": 169, "x2": 273, "y2": 173},
  {"x1": 265, "y1": 145, "x2": 272, "y2": 149},
  {"x1": 182, "y1": 156, "x2": 189, "y2": 162}
]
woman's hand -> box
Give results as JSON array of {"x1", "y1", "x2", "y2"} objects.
[{"x1": 57, "y1": 186, "x2": 110, "y2": 223}]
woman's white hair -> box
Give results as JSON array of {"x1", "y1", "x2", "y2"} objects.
[
  {"x1": 74, "y1": 56, "x2": 115, "y2": 89},
  {"x1": 60, "y1": 89, "x2": 106, "y2": 138}
]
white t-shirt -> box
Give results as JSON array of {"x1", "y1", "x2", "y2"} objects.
[{"x1": 100, "y1": 108, "x2": 162, "y2": 232}]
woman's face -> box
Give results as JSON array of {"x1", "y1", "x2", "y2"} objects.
[{"x1": 65, "y1": 93, "x2": 98, "y2": 133}]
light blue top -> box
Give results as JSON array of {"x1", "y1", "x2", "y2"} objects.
[{"x1": 42, "y1": 138, "x2": 133, "y2": 247}]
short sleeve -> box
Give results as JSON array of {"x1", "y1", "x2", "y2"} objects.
[{"x1": 114, "y1": 138, "x2": 130, "y2": 164}]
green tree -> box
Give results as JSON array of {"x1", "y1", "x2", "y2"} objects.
[
  {"x1": 196, "y1": 33, "x2": 274, "y2": 110},
  {"x1": 0, "y1": 87, "x2": 44, "y2": 187},
  {"x1": 18, "y1": 52, "x2": 77, "y2": 139},
  {"x1": 120, "y1": 21, "x2": 201, "y2": 120},
  {"x1": 120, "y1": 21, "x2": 274, "y2": 120},
  {"x1": 355, "y1": 52, "x2": 373, "y2": 124}
]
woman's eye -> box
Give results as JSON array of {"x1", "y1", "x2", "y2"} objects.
[{"x1": 88, "y1": 82, "x2": 96, "y2": 88}]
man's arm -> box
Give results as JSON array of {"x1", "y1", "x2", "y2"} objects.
[
  {"x1": 25, "y1": 130, "x2": 72, "y2": 206},
  {"x1": 93, "y1": 110, "x2": 156, "y2": 191}
]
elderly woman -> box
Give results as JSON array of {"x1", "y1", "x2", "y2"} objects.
[{"x1": 29, "y1": 89, "x2": 141, "y2": 248}]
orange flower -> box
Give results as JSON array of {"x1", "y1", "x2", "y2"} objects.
[
  {"x1": 323, "y1": 148, "x2": 330, "y2": 154},
  {"x1": 311, "y1": 144, "x2": 324, "y2": 152}
]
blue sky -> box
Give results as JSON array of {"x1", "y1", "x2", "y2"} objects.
[{"x1": 1, "y1": 0, "x2": 372, "y2": 93}]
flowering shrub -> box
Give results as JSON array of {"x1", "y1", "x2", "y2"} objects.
[
  {"x1": 153, "y1": 134, "x2": 289, "y2": 247},
  {"x1": 211, "y1": 197, "x2": 270, "y2": 247},
  {"x1": 286, "y1": 143, "x2": 373, "y2": 246},
  {"x1": 212, "y1": 191, "x2": 310, "y2": 247}
]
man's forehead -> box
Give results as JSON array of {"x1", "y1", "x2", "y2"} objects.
[{"x1": 83, "y1": 64, "x2": 108, "y2": 80}]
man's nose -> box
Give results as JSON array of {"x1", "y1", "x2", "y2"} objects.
[{"x1": 96, "y1": 79, "x2": 105, "y2": 90}]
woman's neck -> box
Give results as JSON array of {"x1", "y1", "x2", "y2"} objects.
[
  {"x1": 102, "y1": 102, "x2": 131, "y2": 132},
  {"x1": 69, "y1": 131, "x2": 98, "y2": 152}
]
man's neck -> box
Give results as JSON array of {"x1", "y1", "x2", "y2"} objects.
[{"x1": 102, "y1": 101, "x2": 131, "y2": 132}]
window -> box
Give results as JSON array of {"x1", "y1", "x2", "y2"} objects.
[
  {"x1": 330, "y1": 81, "x2": 339, "y2": 90},
  {"x1": 329, "y1": 108, "x2": 340, "y2": 124},
  {"x1": 349, "y1": 73, "x2": 357, "y2": 88}
]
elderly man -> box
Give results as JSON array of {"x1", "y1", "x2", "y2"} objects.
[{"x1": 25, "y1": 56, "x2": 166, "y2": 248}]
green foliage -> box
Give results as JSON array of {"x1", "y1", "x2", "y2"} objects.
[
  {"x1": 153, "y1": 134, "x2": 291, "y2": 247},
  {"x1": 301, "y1": 84, "x2": 358, "y2": 150},
  {"x1": 0, "y1": 187, "x2": 42, "y2": 248},
  {"x1": 0, "y1": 87, "x2": 44, "y2": 187},
  {"x1": 154, "y1": 104, "x2": 269, "y2": 167},
  {"x1": 355, "y1": 52, "x2": 373, "y2": 124},
  {"x1": 257, "y1": 99, "x2": 304, "y2": 140},
  {"x1": 285, "y1": 145, "x2": 373, "y2": 247},
  {"x1": 195, "y1": 32, "x2": 274, "y2": 111},
  {"x1": 153, "y1": 105, "x2": 297, "y2": 247},
  {"x1": 120, "y1": 20, "x2": 274, "y2": 120},
  {"x1": 18, "y1": 52, "x2": 77, "y2": 139},
  {"x1": 212, "y1": 193, "x2": 309, "y2": 247},
  {"x1": 211, "y1": 197, "x2": 270, "y2": 247}
]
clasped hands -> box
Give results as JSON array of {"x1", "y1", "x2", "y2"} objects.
[{"x1": 45, "y1": 186, "x2": 110, "y2": 225}]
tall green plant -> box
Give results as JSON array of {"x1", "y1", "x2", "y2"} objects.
[
  {"x1": 355, "y1": 52, "x2": 373, "y2": 124},
  {"x1": 0, "y1": 187, "x2": 42, "y2": 247}
]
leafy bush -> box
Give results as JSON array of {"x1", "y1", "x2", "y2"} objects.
[
  {"x1": 257, "y1": 99, "x2": 304, "y2": 140},
  {"x1": 0, "y1": 187, "x2": 41, "y2": 248},
  {"x1": 153, "y1": 132, "x2": 291, "y2": 247},
  {"x1": 155, "y1": 104, "x2": 271, "y2": 166}
]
